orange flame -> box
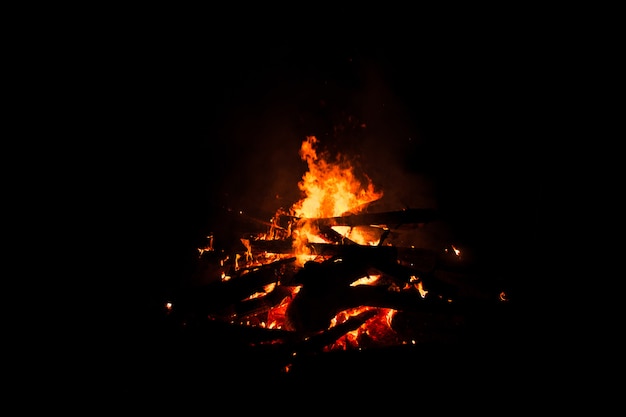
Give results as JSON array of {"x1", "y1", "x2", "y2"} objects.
[
  {"x1": 293, "y1": 136, "x2": 383, "y2": 219},
  {"x1": 290, "y1": 136, "x2": 383, "y2": 255}
]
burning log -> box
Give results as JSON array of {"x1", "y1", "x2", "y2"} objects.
[
  {"x1": 248, "y1": 239, "x2": 439, "y2": 276},
  {"x1": 246, "y1": 239, "x2": 294, "y2": 255},
  {"x1": 234, "y1": 284, "x2": 295, "y2": 318},
  {"x1": 290, "y1": 309, "x2": 380, "y2": 353},
  {"x1": 308, "y1": 242, "x2": 398, "y2": 262},
  {"x1": 317, "y1": 225, "x2": 358, "y2": 245},
  {"x1": 175, "y1": 166, "x2": 503, "y2": 352},
  {"x1": 283, "y1": 256, "x2": 474, "y2": 335},
  {"x1": 284, "y1": 207, "x2": 439, "y2": 229},
  {"x1": 178, "y1": 316, "x2": 295, "y2": 346},
  {"x1": 173, "y1": 257, "x2": 297, "y2": 318}
]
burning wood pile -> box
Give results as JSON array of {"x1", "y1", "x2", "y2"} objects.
[{"x1": 162, "y1": 136, "x2": 511, "y2": 375}]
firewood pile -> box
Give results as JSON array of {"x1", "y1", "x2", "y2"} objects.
[
  {"x1": 161, "y1": 206, "x2": 514, "y2": 377},
  {"x1": 151, "y1": 135, "x2": 521, "y2": 385}
]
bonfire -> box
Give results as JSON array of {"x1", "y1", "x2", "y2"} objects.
[{"x1": 163, "y1": 135, "x2": 510, "y2": 374}]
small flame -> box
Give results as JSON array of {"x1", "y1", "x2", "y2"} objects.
[
  {"x1": 331, "y1": 225, "x2": 381, "y2": 245},
  {"x1": 350, "y1": 274, "x2": 381, "y2": 286}
]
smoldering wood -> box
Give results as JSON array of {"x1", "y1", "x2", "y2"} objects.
[
  {"x1": 248, "y1": 239, "x2": 441, "y2": 275},
  {"x1": 285, "y1": 280, "x2": 501, "y2": 335},
  {"x1": 248, "y1": 238, "x2": 400, "y2": 261},
  {"x1": 234, "y1": 256, "x2": 298, "y2": 275},
  {"x1": 284, "y1": 279, "x2": 460, "y2": 334},
  {"x1": 234, "y1": 284, "x2": 295, "y2": 318},
  {"x1": 308, "y1": 242, "x2": 399, "y2": 263},
  {"x1": 183, "y1": 241, "x2": 462, "y2": 316},
  {"x1": 298, "y1": 244, "x2": 439, "y2": 284},
  {"x1": 174, "y1": 257, "x2": 298, "y2": 316},
  {"x1": 171, "y1": 205, "x2": 509, "y2": 358},
  {"x1": 282, "y1": 257, "x2": 408, "y2": 333},
  {"x1": 290, "y1": 255, "x2": 387, "y2": 288},
  {"x1": 247, "y1": 239, "x2": 294, "y2": 254},
  {"x1": 183, "y1": 239, "x2": 494, "y2": 325},
  {"x1": 178, "y1": 315, "x2": 294, "y2": 346},
  {"x1": 283, "y1": 208, "x2": 439, "y2": 229},
  {"x1": 281, "y1": 252, "x2": 500, "y2": 334},
  {"x1": 290, "y1": 309, "x2": 380, "y2": 353},
  {"x1": 317, "y1": 225, "x2": 358, "y2": 245}
]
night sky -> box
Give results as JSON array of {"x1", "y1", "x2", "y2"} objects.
[{"x1": 73, "y1": 29, "x2": 544, "y2": 402}]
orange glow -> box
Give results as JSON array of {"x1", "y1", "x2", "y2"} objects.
[
  {"x1": 265, "y1": 286, "x2": 301, "y2": 330},
  {"x1": 324, "y1": 306, "x2": 401, "y2": 351}
]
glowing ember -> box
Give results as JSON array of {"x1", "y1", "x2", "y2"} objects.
[
  {"x1": 266, "y1": 288, "x2": 300, "y2": 330},
  {"x1": 324, "y1": 307, "x2": 401, "y2": 351}
]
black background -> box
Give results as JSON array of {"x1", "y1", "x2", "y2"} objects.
[
  {"x1": 111, "y1": 36, "x2": 541, "y2": 307},
  {"x1": 45, "y1": 18, "x2": 549, "y2": 404}
]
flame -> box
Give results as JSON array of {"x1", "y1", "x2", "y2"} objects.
[
  {"x1": 350, "y1": 274, "x2": 381, "y2": 286},
  {"x1": 261, "y1": 136, "x2": 403, "y2": 348},
  {"x1": 293, "y1": 136, "x2": 383, "y2": 219},
  {"x1": 290, "y1": 136, "x2": 383, "y2": 254},
  {"x1": 331, "y1": 225, "x2": 381, "y2": 246}
]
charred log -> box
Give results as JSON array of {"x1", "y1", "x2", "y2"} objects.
[
  {"x1": 283, "y1": 255, "x2": 503, "y2": 335},
  {"x1": 174, "y1": 257, "x2": 297, "y2": 317},
  {"x1": 176, "y1": 315, "x2": 294, "y2": 346},
  {"x1": 247, "y1": 239, "x2": 295, "y2": 254},
  {"x1": 317, "y1": 225, "x2": 358, "y2": 244},
  {"x1": 234, "y1": 284, "x2": 295, "y2": 318},
  {"x1": 284, "y1": 281, "x2": 472, "y2": 335},
  {"x1": 291, "y1": 309, "x2": 379, "y2": 353},
  {"x1": 285, "y1": 208, "x2": 439, "y2": 229},
  {"x1": 248, "y1": 239, "x2": 442, "y2": 276}
]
